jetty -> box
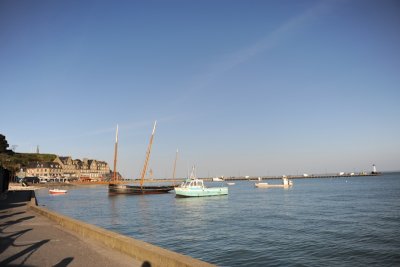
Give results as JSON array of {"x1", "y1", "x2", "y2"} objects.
[
  {"x1": 224, "y1": 172, "x2": 380, "y2": 181},
  {"x1": 0, "y1": 190, "x2": 215, "y2": 267},
  {"x1": 132, "y1": 172, "x2": 380, "y2": 183}
]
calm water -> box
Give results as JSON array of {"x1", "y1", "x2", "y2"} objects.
[{"x1": 36, "y1": 173, "x2": 400, "y2": 266}]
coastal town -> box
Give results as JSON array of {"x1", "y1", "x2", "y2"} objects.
[
  {"x1": 24, "y1": 156, "x2": 111, "y2": 182},
  {"x1": 0, "y1": 134, "x2": 118, "y2": 185}
]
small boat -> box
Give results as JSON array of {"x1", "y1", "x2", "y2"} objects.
[
  {"x1": 254, "y1": 182, "x2": 271, "y2": 188},
  {"x1": 226, "y1": 182, "x2": 235, "y2": 185},
  {"x1": 49, "y1": 189, "x2": 67, "y2": 194},
  {"x1": 212, "y1": 177, "x2": 224, "y2": 182},
  {"x1": 175, "y1": 167, "x2": 228, "y2": 197},
  {"x1": 255, "y1": 176, "x2": 293, "y2": 188}
]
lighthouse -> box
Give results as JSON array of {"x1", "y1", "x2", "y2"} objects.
[{"x1": 372, "y1": 164, "x2": 377, "y2": 174}]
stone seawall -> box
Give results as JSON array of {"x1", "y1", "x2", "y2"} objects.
[{"x1": 29, "y1": 191, "x2": 215, "y2": 267}]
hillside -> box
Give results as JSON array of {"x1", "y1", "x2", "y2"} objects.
[{"x1": 0, "y1": 153, "x2": 57, "y2": 172}]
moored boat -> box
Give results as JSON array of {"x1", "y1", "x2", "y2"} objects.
[
  {"x1": 108, "y1": 121, "x2": 174, "y2": 195},
  {"x1": 49, "y1": 189, "x2": 67, "y2": 194},
  {"x1": 174, "y1": 167, "x2": 228, "y2": 197},
  {"x1": 109, "y1": 184, "x2": 174, "y2": 194},
  {"x1": 255, "y1": 176, "x2": 293, "y2": 188},
  {"x1": 254, "y1": 182, "x2": 271, "y2": 188}
]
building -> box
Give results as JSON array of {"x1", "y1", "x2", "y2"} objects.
[
  {"x1": 53, "y1": 156, "x2": 110, "y2": 181},
  {"x1": 25, "y1": 162, "x2": 62, "y2": 178},
  {"x1": 53, "y1": 156, "x2": 77, "y2": 177},
  {"x1": 79, "y1": 158, "x2": 110, "y2": 181}
]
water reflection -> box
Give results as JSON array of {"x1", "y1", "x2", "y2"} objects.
[
  {"x1": 137, "y1": 195, "x2": 153, "y2": 237},
  {"x1": 108, "y1": 194, "x2": 119, "y2": 226}
]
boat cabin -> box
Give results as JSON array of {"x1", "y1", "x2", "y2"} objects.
[{"x1": 180, "y1": 179, "x2": 205, "y2": 188}]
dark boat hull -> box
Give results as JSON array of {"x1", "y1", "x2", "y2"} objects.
[{"x1": 108, "y1": 184, "x2": 174, "y2": 194}]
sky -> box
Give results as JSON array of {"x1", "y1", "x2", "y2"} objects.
[{"x1": 1, "y1": 0, "x2": 399, "y2": 178}]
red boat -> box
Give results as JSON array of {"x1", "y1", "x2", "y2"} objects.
[{"x1": 49, "y1": 189, "x2": 67, "y2": 195}]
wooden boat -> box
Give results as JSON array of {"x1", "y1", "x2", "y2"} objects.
[
  {"x1": 108, "y1": 121, "x2": 174, "y2": 195},
  {"x1": 255, "y1": 176, "x2": 293, "y2": 188},
  {"x1": 174, "y1": 167, "x2": 228, "y2": 197},
  {"x1": 109, "y1": 184, "x2": 174, "y2": 194},
  {"x1": 49, "y1": 189, "x2": 67, "y2": 195},
  {"x1": 108, "y1": 124, "x2": 124, "y2": 193}
]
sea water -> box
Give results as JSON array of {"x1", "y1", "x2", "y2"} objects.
[{"x1": 36, "y1": 173, "x2": 400, "y2": 266}]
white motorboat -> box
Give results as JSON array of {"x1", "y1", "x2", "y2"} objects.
[
  {"x1": 255, "y1": 176, "x2": 293, "y2": 188},
  {"x1": 175, "y1": 167, "x2": 228, "y2": 197}
]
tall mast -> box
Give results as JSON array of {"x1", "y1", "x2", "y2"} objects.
[
  {"x1": 139, "y1": 121, "x2": 157, "y2": 186},
  {"x1": 112, "y1": 124, "x2": 119, "y2": 182},
  {"x1": 172, "y1": 148, "x2": 178, "y2": 186}
]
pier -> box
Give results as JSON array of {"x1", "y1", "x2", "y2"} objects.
[
  {"x1": 223, "y1": 173, "x2": 380, "y2": 181},
  {"x1": 136, "y1": 172, "x2": 380, "y2": 183}
]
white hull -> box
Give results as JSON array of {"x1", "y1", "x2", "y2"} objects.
[
  {"x1": 174, "y1": 186, "x2": 228, "y2": 197},
  {"x1": 255, "y1": 178, "x2": 293, "y2": 188}
]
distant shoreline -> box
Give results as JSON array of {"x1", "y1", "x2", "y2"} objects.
[{"x1": 9, "y1": 172, "x2": 392, "y2": 190}]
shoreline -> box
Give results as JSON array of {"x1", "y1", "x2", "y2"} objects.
[{"x1": 9, "y1": 173, "x2": 381, "y2": 190}]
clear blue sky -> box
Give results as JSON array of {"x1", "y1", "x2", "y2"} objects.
[{"x1": 1, "y1": 0, "x2": 399, "y2": 178}]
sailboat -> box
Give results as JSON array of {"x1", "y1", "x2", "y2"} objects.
[
  {"x1": 108, "y1": 124, "x2": 128, "y2": 194},
  {"x1": 108, "y1": 121, "x2": 174, "y2": 194}
]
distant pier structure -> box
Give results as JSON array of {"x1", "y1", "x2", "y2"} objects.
[{"x1": 221, "y1": 171, "x2": 380, "y2": 182}]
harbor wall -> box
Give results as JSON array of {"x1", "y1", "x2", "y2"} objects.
[{"x1": 28, "y1": 192, "x2": 214, "y2": 267}]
